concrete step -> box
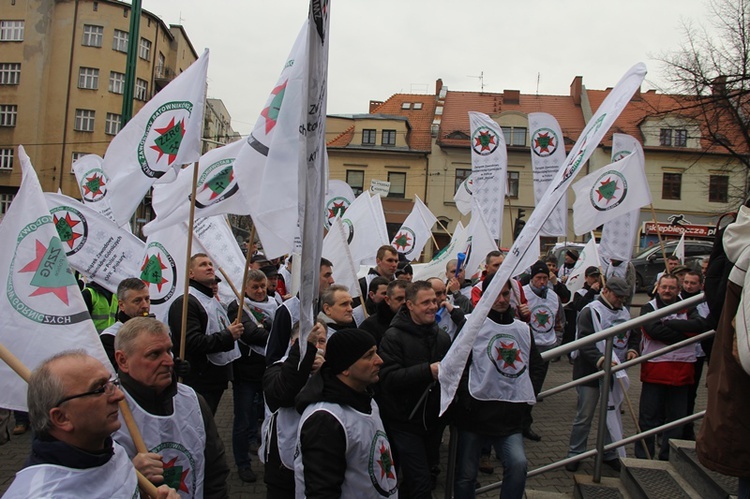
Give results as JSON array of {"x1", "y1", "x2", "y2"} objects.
[
  {"x1": 525, "y1": 489, "x2": 575, "y2": 499},
  {"x1": 573, "y1": 474, "x2": 631, "y2": 499},
  {"x1": 669, "y1": 439, "x2": 738, "y2": 499},
  {"x1": 620, "y1": 457, "x2": 702, "y2": 499}
]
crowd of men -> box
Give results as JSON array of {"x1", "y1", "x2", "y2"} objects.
[{"x1": 2, "y1": 229, "x2": 748, "y2": 499}]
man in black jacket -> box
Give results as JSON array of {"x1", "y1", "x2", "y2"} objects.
[
  {"x1": 113, "y1": 317, "x2": 230, "y2": 498},
  {"x1": 360, "y1": 279, "x2": 407, "y2": 346},
  {"x1": 453, "y1": 274, "x2": 544, "y2": 499},
  {"x1": 294, "y1": 329, "x2": 397, "y2": 498},
  {"x1": 378, "y1": 280, "x2": 452, "y2": 498},
  {"x1": 168, "y1": 254, "x2": 243, "y2": 414}
]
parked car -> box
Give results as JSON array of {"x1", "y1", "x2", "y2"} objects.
[
  {"x1": 631, "y1": 240, "x2": 713, "y2": 291},
  {"x1": 546, "y1": 242, "x2": 589, "y2": 267}
]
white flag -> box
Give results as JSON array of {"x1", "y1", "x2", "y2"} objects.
[
  {"x1": 440, "y1": 63, "x2": 647, "y2": 415},
  {"x1": 528, "y1": 112, "x2": 568, "y2": 237},
  {"x1": 469, "y1": 112, "x2": 507, "y2": 240},
  {"x1": 342, "y1": 193, "x2": 389, "y2": 264},
  {"x1": 565, "y1": 236, "x2": 601, "y2": 296},
  {"x1": 322, "y1": 217, "x2": 362, "y2": 299},
  {"x1": 453, "y1": 175, "x2": 474, "y2": 216},
  {"x1": 413, "y1": 223, "x2": 468, "y2": 282},
  {"x1": 192, "y1": 216, "x2": 247, "y2": 306},
  {"x1": 463, "y1": 210, "x2": 498, "y2": 280},
  {"x1": 673, "y1": 232, "x2": 685, "y2": 263},
  {"x1": 44, "y1": 193, "x2": 145, "y2": 294},
  {"x1": 599, "y1": 133, "x2": 643, "y2": 262},
  {"x1": 324, "y1": 179, "x2": 355, "y2": 229},
  {"x1": 391, "y1": 195, "x2": 437, "y2": 260},
  {"x1": 143, "y1": 139, "x2": 246, "y2": 236},
  {"x1": 72, "y1": 154, "x2": 120, "y2": 227},
  {"x1": 572, "y1": 142, "x2": 651, "y2": 235},
  {"x1": 103, "y1": 50, "x2": 209, "y2": 226},
  {"x1": 0, "y1": 147, "x2": 111, "y2": 411},
  {"x1": 369, "y1": 190, "x2": 390, "y2": 255},
  {"x1": 139, "y1": 222, "x2": 189, "y2": 323}
]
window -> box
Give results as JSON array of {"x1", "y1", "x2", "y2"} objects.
[
  {"x1": 401, "y1": 102, "x2": 411, "y2": 110},
  {"x1": 135, "y1": 78, "x2": 148, "y2": 100},
  {"x1": 0, "y1": 104, "x2": 17, "y2": 127},
  {"x1": 346, "y1": 170, "x2": 364, "y2": 196},
  {"x1": 78, "y1": 67, "x2": 99, "y2": 89},
  {"x1": 507, "y1": 171, "x2": 520, "y2": 198},
  {"x1": 501, "y1": 126, "x2": 527, "y2": 146},
  {"x1": 674, "y1": 129, "x2": 688, "y2": 147},
  {"x1": 387, "y1": 172, "x2": 406, "y2": 198},
  {"x1": 105, "y1": 113, "x2": 121, "y2": 135},
  {"x1": 362, "y1": 129, "x2": 376, "y2": 145},
  {"x1": 455, "y1": 168, "x2": 471, "y2": 193},
  {"x1": 413, "y1": 102, "x2": 423, "y2": 110},
  {"x1": 74, "y1": 109, "x2": 95, "y2": 132},
  {"x1": 156, "y1": 52, "x2": 165, "y2": 77},
  {"x1": 109, "y1": 71, "x2": 125, "y2": 94},
  {"x1": 660, "y1": 128, "x2": 672, "y2": 146},
  {"x1": 709, "y1": 175, "x2": 729, "y2": 203},
  {"x1": 0, "y1": 190, "x2": 15, "y2": 215},
  {"x1": 139, "y1": 37, "x2": 151, "y2": 60},
  {"x1": 112, "y1": 29, "x2": 128, "y2": 52},
  {"x1": 93, "y1": 2, "x2": 98, "y2": 11},
  {"x1": 0, "y1": 20, "x2": 24, "y2": 41},
  {"x1": 662, "y1": 172, "x2": 682, "y2": 200},
  {"x1": 0, "y1": 63, "x2": 20, "y2": 85},
  {"x1": 71, "y1": 152, "x2": 85, "y2": 172},
  {"x1": 0, "y1": 148, "x2": 12, "y2": 170},
  {"x1": 382, "y1": 129, "x2": 396, "y2": 146},
  {"x1": 82, "y1": 24, "x2": 103, "y2": 47}
]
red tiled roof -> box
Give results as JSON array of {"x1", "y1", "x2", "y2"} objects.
[
  {"x1": 370, "y1": 94, "x2": 436, "y2": 151},
  {"x1": 437, "y1": 91, "x2": 587, "y2": 149},
  {"x1": 327, "y1": 125, "x2": 354, "y2": 147}
]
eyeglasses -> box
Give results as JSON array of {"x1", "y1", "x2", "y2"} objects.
[{"x1": 54, "y1": 376, "x2": 120, "y2": 407}]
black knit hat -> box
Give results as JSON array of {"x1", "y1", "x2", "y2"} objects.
[
  {"x1": 530, "y1": 260, "x2": 549, "y2": 277},
  {"x1": 325, "y1": 329, "x2": 376, "y2": 374}
]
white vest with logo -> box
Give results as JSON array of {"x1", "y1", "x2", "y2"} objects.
[
  {"x1": 3, "y1": 441, "x2": 139, "y2": 499},
  {"x1": 469, "y1": 318, "x2": 536, "y2": 403},
  {"x1": 189, "y1": 286, "x2": 240, "y2": 366},
  {"x1": 522, "y1": 285, "x2": 559, "y2": 347},
  {"x1": 260, "y1": 405, "x2": 300, "y2": 470},
  {"x1": 642, "y1": 298, "x2": 696, "y2": 363},
  {"x1": 114, "y1": 384, "x2": 206, "y2": 499},
  {"x1": 294, "y1": 399, "x2": 398, "y2": 498},
  {"x1": 436, "y1": 300, "x2": 459, "y2": 341},
  {"x1": 587, "y1": 299, "x2": 632, "y2": 362},
  {"x1": 244, "y1": 296, "x2": 278, "y2": 356}
]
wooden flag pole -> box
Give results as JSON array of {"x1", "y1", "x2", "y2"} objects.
[
  {"x1": 618, "y1": 377, "x2": 652, "y2": 460},
  {"x1": 0, "y1": 342, "x2": 159, "y2": 498},
  {"x1": 178, "y1": 162, "x2": 201, "y2": 362},
  {"x1": 235, "y1": 224, "x2": 257, "y2": 326},
  {"x1": 648, "y1": 203, "x2": 669, "y2": 269}
]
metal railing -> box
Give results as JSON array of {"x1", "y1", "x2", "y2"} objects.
[{"x1": 458, "y1": 292, "x2": 712, "y2": 496}]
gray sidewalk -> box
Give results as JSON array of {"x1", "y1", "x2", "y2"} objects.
[{"x1": 0, "y1": 357, "x2": 708, "y2": 498}]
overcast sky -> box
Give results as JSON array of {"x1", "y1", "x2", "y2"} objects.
[{"x1": 147, "y1": 0, "x2": 715, "y2": 136}]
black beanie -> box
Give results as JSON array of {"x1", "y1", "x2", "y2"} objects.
[
  {"x1": 530, "y1": 260, "x2": 548, "y2": 277},
  {"x1": 325, "y1": 329, "x2": 376, "y2": 374}
]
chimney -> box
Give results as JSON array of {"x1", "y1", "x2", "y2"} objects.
[
  {"x1": 712, "y1": 75, "x2": 727, "y2": 96},
  {"x1": 504, "y1": 89, "x2": 520, "y2": 104},
  {"x1": 369, "y1": 100, "x2": 383, "y2": 113},
  {"x1": 436, "y1": 78, "x2": 443, "y2": 97},
  {"x1": 570, "y1": 76, "x2": 583, "y2": 105}
]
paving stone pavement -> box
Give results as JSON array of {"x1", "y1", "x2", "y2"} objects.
[{"x1": 0, "y1": 296, "x2": 709, "y2": 497}]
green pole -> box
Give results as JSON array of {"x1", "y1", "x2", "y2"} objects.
[{"x1": 120, "y1": 0, "x2": 142, "y2": 126}]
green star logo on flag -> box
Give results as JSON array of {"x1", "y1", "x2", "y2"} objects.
[
  {"x1": 534, "y1": 131, "x2": 555, "y2": 154},
  {"x1": 327, "y1": 201, "x2": 347, "y2": 220},
  {"x1": 474, "y1": 130, "x2": 496, "y2": 152},
  {"x1": 377, "y1": 442, "x2": 395, "y2": 480},
  {"x1": 495, "y1": 341, "x2": 523, "y2": 369},
  {"x1": 163, "y1": 457, "x2": 190, "y2": 493},
  {"x1": 392, "y1": 231, "x2": 412, "y2": 251},
  {"x1": 82, "y1": 173, "x2": 106, "y2": 199},
  {"x1": 201, "y1": 166, "x2": 235, "y2": 200},
  {"x1": 19, "y1": 238, "x2": 77, "y2": 305},
  {"x1": 149, "y1": 117, "x2": 185, "y2": 165},
  {"x1": 595, "y1": 177, "x2": 621, "y2": 204},
  {"x1": 53, "y1": 213, "x2": 82, "y2": 250},
  {"x1": 261, "y1": 81, "x2": 288, "y2": 134},
  {"x1": 140, "y1": 254, "x2": 169, "y2": 292}
]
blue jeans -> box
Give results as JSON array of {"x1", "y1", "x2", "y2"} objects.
[
  {"x1": 232, "y1": 380, "x2": 262, "y2": 469},
  {"x1": 567, "y1": 384, "x2": 616, "y2": 461},
  {"x1": 454, "y1": 430, "x2": 527, "y2": 499},
  {"x1": 636, "y1": 382, "x2": 689, "y2": 460}
]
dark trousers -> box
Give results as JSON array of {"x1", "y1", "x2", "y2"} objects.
[
  {"x1": 636, "y1": 382, "x2": 689, "y2": 460},
  {"x1": 196, "y1": 387, "x2": 225, "y2": 415},
  {"x1": 388, "y1": 425, "x2": 444, "y2": 499},
  {"x1": 232, "y1": 380, "x2": 262, "y2": 469},
  {"x1": 684, "y1": 356, "x2": 705, "y2": 440}
]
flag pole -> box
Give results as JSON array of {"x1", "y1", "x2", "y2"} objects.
[
  {"x1": 648, "y1": 203, "x2": 669, "y2": 268},
  {"x1": 506, "y1": 196, "x2": 515, "y2": 247},
  {"x1": 0, "y1": 342, "x2": 160, "y2": 498},
  {"x1": 235, "y1": 223, "x2": 257, "y2": 326},
  {"x1": 590, "y1": 231, "x2": 607, "y2": 288},
  {"x1": 178, "y1": 162, "x2": 201, "y2": 363},
  {"x1": 218, "y1": 266, "x2": 254, "y2": 318},
  {"x1": 618, "y1": 377, "x2": 651, "y2": 460}
]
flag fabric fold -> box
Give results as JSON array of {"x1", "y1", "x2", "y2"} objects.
[
  {"x1": 469, "y1": 112, "x2": 507, "y2": 240},
  {"x1": 139, "y1": 222, "x2": 189, "y2": 323},
  {"x1": 324, "y1": 179, "x2": 355, "y2": 229},
  {"x1": 564, "y1": 236, "x2": 601, "y2": 296},
  {"x1": 453, "y1": 175, "x2": 474, "y2": 216},
  {"x1": 463, "y1": 210, "x2": 498, "y2": 280},
  {"x1": 72, "y1": 154, "x2": 121, "y2": 227},
  {"x1": 413, "y1": 223, "x2": 468, "y2": 282},
  {"x1": 528, "y1": 112, "x2": 568, "y2": 237},
  {"x1": 322, "y1": 217, "x2": 362, "y2": 299},
  {"x1": 102, "y1": 50, "x2": 209, "y2": 226},
  {"x1": 572, "y1": 141, "x2": 651, "y2": 235},
  {"x1": 673, "y1": 233, "x2": 685, "y2": 263},
  {"x1": 192, "y1": 216, "x2": 247, "y2": 306},
  {"x1": 0, "y1": 146, "x2": 111, "y2": 410},
  {"x1": 439, "y1": 63, "x2": 647, "y2": 415},
  {"x1": 341, "y1": 193, "x2": 389, "y2": 264},
  {"x1": 391, "y1": 195, "x2": 437, "y2": 260}
]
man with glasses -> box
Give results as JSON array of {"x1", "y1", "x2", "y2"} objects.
[
  {"x1": 112, "y1": 317, "x2": 229, "y2": 498},
  {"x1": 3, "y1": 350, "x2": 178, "y2": 498}
]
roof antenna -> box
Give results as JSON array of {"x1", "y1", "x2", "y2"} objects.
[
  {"x1": 536, "y1": 72, "x2": 541, "y2": 95},
  {"x1": 467, "y1": 71, "x2": 484, "y2": 92}
]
